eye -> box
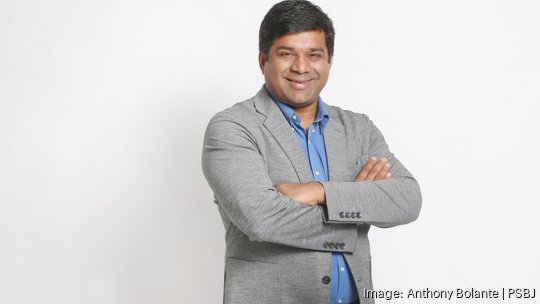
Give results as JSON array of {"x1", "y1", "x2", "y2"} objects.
[
  {"x1": 308, "y1": 52, "x2": 323, "y2": 62},
  {"x1": 279, "y1": 51, "x2": 294, "y2": 57}
]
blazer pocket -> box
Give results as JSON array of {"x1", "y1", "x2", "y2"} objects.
[{"x1": 224, "y1": 258, "x2": 279, "y2": 304}]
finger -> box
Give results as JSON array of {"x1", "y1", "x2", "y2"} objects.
[
  {"x1": 374, "y1": 162, "x2": 391, "y2": 180},
  {"x1": 365, "y1": 158, "x2": 388, "y2": 180},
  {"x1": 355, "y1": 156, "x2": 377, "y2": 181}
]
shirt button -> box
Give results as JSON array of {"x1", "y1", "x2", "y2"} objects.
[
  {"x1": 312, "y1": 128, "x2": 315, "y2": 133},
  {"x1": 292, "y1": 115, "x2": 297, "y2": 120},
  {"x1": 338, "y1": 300, "x2": 342, "y2": 303},
  {"x1": 340, "y1": 267, "x2": 345, "y2": 272},
  {"x1": 291, "y1": 127, "x2": 294, "y2": 131},
  {"x1": 315, "y1": 170, "x2": 320, "y2": 176}
]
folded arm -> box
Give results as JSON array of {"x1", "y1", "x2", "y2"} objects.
[
  {"x1": 276, "y1": 156, "x2": 392, "y2": 206},
  {"x1": 278, "y1": 116, "x2": 422, "y2": 228}
]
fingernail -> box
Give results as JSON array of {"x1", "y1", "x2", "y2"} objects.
[
  {"x1": 385, "y1": 163, "x2": 390, "y2": 168},
  {"x1": 386, "y1": 172, "x2": 392, "y2": 177},
  {"x1": 370, "y1": 156, "x2": 377, "y2": 161},
  {"x1": 381, "y1": 157, "x2": 388, "y2": 162}
]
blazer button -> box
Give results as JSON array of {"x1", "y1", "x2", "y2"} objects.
[
  {"x1": 323, "y1": 242, "x2": 329, "y2": 249},
  {"x1": 322, "y1": 276, "x2": 331, "y2": 284},
  {"x1": 345, "y1": 212, "x2": 351, "y2": 218},
  {"x1": 339, "y1": 243, "x2": 345, "y2": 249},
  {"x1": 339, "y1": 212, "x2": 345, "y2": 218},
  {"x1": 356, "y1": 212, "x2": 362, "y2": 218},
  {"x1": 350, "y1": 212, "x2": 356, "y2": 218}
]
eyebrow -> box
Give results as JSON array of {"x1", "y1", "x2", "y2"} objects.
[{"x1": 276, "y1": 46, "x2": 325, "y2": 53}]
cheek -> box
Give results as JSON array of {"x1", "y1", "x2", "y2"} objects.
[
  {"x1": 317, "y1": 67, "x2": 331, "y2": 80},
  {"x1": 265, "y1": 65, "x2": 284, "y2": 79}
]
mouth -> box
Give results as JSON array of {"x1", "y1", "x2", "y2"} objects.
[{"x1": 285, "y1": 78, "x2": 313, "y2": 89}]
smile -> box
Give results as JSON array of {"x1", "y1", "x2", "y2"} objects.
[{"x1": 285, "y1": 78, "x2": 313, "y2": 89}]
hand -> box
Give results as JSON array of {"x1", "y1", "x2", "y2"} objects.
[
  {"x1": 276, "y1": 182, "x2": 326, "y2": 206},
  {"x1": 354, "y1": 156, "x2": 392, "y2": 181}
]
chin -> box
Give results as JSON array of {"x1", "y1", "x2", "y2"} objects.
[{"x1": 290, "y1": 96, "x2": 316, "y2": 105}]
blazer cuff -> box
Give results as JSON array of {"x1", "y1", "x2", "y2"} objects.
[
  {"x1": 320, "y1": 181, "x2": 366, "y2": 224},
  {"x1": 314, "y1": 204, "x2": 358, "y2": 252}
]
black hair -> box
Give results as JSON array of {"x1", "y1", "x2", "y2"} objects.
[{"x1": 259, "y1": 0, "x2": 335, "y2": 62}]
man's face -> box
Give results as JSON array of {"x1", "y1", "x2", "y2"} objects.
[{"x1": 259, "y1": 30, "x2": 332, "y2": 109}]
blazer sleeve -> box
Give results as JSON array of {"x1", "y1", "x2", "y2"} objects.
[
  {"x1": 320, "y1": 114, "x2": 422, "y2": 228},
  {"x1": 202, "y1": 112, "x2": 358, "y2": 252}
]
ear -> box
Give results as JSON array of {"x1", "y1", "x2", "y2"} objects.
[
  {"x1": 258, "y1": 52, "x2": 266, "y2": 74},
  {"x1": 328, "y1": 55, "x2": 334, "y2": 67}
]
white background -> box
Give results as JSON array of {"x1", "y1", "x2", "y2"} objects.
[{"x1": 1, "y1": 1, "x2": 539, "y2": 303}]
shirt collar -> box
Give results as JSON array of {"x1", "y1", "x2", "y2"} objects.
[{"x1": 266, "y1": 86, "x2": 330, "y2": 133}]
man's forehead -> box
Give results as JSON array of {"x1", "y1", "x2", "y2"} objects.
[{"x1": 270, "y1": 31, "x2": 327, "y2": 50}]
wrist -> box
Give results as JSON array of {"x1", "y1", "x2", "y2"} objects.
[{"x1": 314, "y1": 182, "x2": 326, "y2": 205}]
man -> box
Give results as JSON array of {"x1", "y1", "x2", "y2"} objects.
[{"x1": 202, "y1": 1, "x2": 422, "y2": 303}]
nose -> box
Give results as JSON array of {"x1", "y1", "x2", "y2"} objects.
[{"x1": 290, "y1": 55, "x2": 310, "y2": 74}]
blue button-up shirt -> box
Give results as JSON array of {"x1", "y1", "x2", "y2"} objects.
[{"x1": 273, "y1": 95, "x2": 359, "y2": 304}]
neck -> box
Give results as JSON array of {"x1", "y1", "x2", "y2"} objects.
[{"x1": 292, "y1": 101, "x2": 318, "y2": 131}]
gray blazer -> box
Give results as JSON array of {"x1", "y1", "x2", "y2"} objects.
[{"x1": 202, "y1": 87, "x2": 422, "y2": 304}]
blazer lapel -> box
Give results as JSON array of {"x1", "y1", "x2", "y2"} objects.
[
  {"x1": 323, "y1": 106, "x2": 350, "y2": 182},
  {"x1": 254, "y1": 87, "x2": 313, "y2": 183}
]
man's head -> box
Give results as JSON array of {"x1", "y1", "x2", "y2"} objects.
[
  {"x1": 259, "y1": 0, "x2": 335, "y2": 63},
  {"x1": 258, "y1": 0, "x2": 335, "y2": 108}
]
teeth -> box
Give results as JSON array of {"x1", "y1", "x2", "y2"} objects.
[{"x1": 286, "y1": 78, "x2": 311, "y2": 85}]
